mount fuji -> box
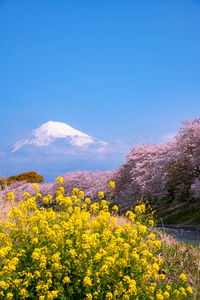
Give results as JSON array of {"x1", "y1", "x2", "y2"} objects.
[
  {"x1": 12, "y1": 121, "x2": 108, "y2": 153},
  {"x1": 0, "y1": 122, "x2": 123, "y2": 182}
]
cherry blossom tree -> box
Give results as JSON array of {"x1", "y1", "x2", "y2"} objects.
[
  {"x1": 168, "y1": 118, "x2": 200, "y2": 201},
  {"x1": 61, "y1": 170, "x2": 115, "y2": 200},
  {"x1": 112, "y1": 142, "x2": 175, "y2": 210}
]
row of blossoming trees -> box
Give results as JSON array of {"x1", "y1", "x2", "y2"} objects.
[
  {"x1": 2, "y1": 118, "x2": 200, "y2": 210},
  {"x1": 112, "y1": 118, "x2": 200, "y2": 210}
]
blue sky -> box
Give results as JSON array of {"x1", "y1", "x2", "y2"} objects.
[{"x1": 0, "y1": 0, "x2": 200, "y2": 180}]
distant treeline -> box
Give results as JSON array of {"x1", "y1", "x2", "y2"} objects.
[{"x1": 0, "y1": 171, "x2": 44, "y2": 190}]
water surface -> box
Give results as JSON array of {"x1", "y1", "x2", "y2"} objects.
[{"x1": 156, "y1": 225, "x2": 200, "y2": 245}]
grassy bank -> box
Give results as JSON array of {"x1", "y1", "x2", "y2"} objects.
[
  {"x1": 114, "y1": 216, "x2": 200, "y2": 299},
  {"x1": 152, "y1": 200, "x2": 200, "y2": 226},
  {"x1": 155, "y1": 229, "x2": 200, "y2": 299}
]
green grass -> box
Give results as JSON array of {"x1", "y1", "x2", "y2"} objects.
[
  {"x1": 160, "y1": 208, "x2": 200, "y2": 225},
  {"x1": 155, "y1": 200, "x2": 200, "y2": 225}
]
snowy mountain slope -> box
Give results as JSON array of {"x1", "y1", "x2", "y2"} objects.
[{"x1": 12, "y1": 121, "x2": 108, "y2": 152}]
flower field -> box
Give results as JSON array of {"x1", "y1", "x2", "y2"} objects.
[{"x1": 0, "y1": 178, "x2": 194, "y2": 299}]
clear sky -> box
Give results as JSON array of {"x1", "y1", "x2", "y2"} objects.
[{"x1": 0, "y1": 0, "x2": 200, "y2": 180}]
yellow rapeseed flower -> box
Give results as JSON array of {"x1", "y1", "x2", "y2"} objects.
[
  {"x1": 78, "y1": 190, "x2": 84, "y2": 198},
  {"x1": 179, "y1": 273, "x2": 187, "y2": 282},
  {"x1": 163, "y1": 291, "x2": 170, "y2": 298},
  {"x1": 7, "y1": 192, "x2": 14, "y2": 203},
  {"x1": 97, "y1": 191, "x2": 104, "y2": 199},
  {"x1": 23, "y1": 192, "x2": 30, "y2": 199},
  {"x1": 186, "y1": 287, "x2": 193, "y2": 294},
  {"x1": 85, "y1": 197, "x2": 91, "y2": 204},
  {"x1": 156, "y1": 292, "x2": 164, "y2": 300},
  {"x1": 112, "y1": 205, "x2": 118, "y2": 212},
  {"x1": 56, "y1": 176, "x2": 63, "y2": 185},
  {"x1": 148, "y1": 220, "x2": 154, "y2": 227},
  {"x1": 33, "y1": 184, "x2": 39, "y2": 192},
  {"x1": 83, "y1": 276, "x2": 92, "y2": 286},
  {"x1": 135, "y1": 204, "x2": 145, "y2": 214},
  {"x1": 108, "y1": 181, "x2": 115, "y2": 189},
  {"x1": 105, "y1": 292, "x2": 113, "y2": 299},
  {"x1": 62, "y1": 276, "x2": 71, "y2": 284},
  {"x1": 6, "y1": 293, "x2": 13, "y2": 300},
  {"x1": 72, "y1": 188, "x2": 79, "y2": 195}
]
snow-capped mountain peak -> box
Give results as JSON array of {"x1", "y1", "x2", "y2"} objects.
[
  {"x1": 12, "y1": 121, "x2": 107, "y2": 152},
  {"x1": 33, "y1": 121, "x2": 88, "y2": 139}
]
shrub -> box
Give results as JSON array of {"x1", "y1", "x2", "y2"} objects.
[{"x1": 1, "y1": 172, "x2": 44, "y2": 188}]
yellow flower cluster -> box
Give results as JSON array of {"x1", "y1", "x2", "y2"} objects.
[
  {"x1": 112, "y1": 205, "x2": 118, "y2": 212},
  {"x1": 108, "y1": 181, "x2": 115, "y2": 189},
  {"x1": 33, "y1": 184, "x2": 40, "y2": 192},
  {"x1": 179, "y1": 273, "x2": 187, "y2": 282},
  {"x1": 135, "y1": 204, "x2": 145, "y2": 214},
  {"x1": 0, "y1": 178, "x2": 192, "y2": 299},
  {"x1": 7, "y1": 192, "x2": 14, "y2": 203},
  {"x1": 97, "y1": 191, "x2": 104, "y2": 199},
  {"x1": 56, "y1": 176, "x2": 63, "y2": 185}
]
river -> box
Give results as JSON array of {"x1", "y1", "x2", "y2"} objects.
[{"x1": 156, "y1": 225, "x2": 200, "y2": 245}]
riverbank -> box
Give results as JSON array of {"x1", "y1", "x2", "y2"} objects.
[
  {"x1": 153, "y1": 199, "x2": 200, "y2": 226},
  {"x1": 154, "y1": 228, "x2": 200, "y2": 299}
]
